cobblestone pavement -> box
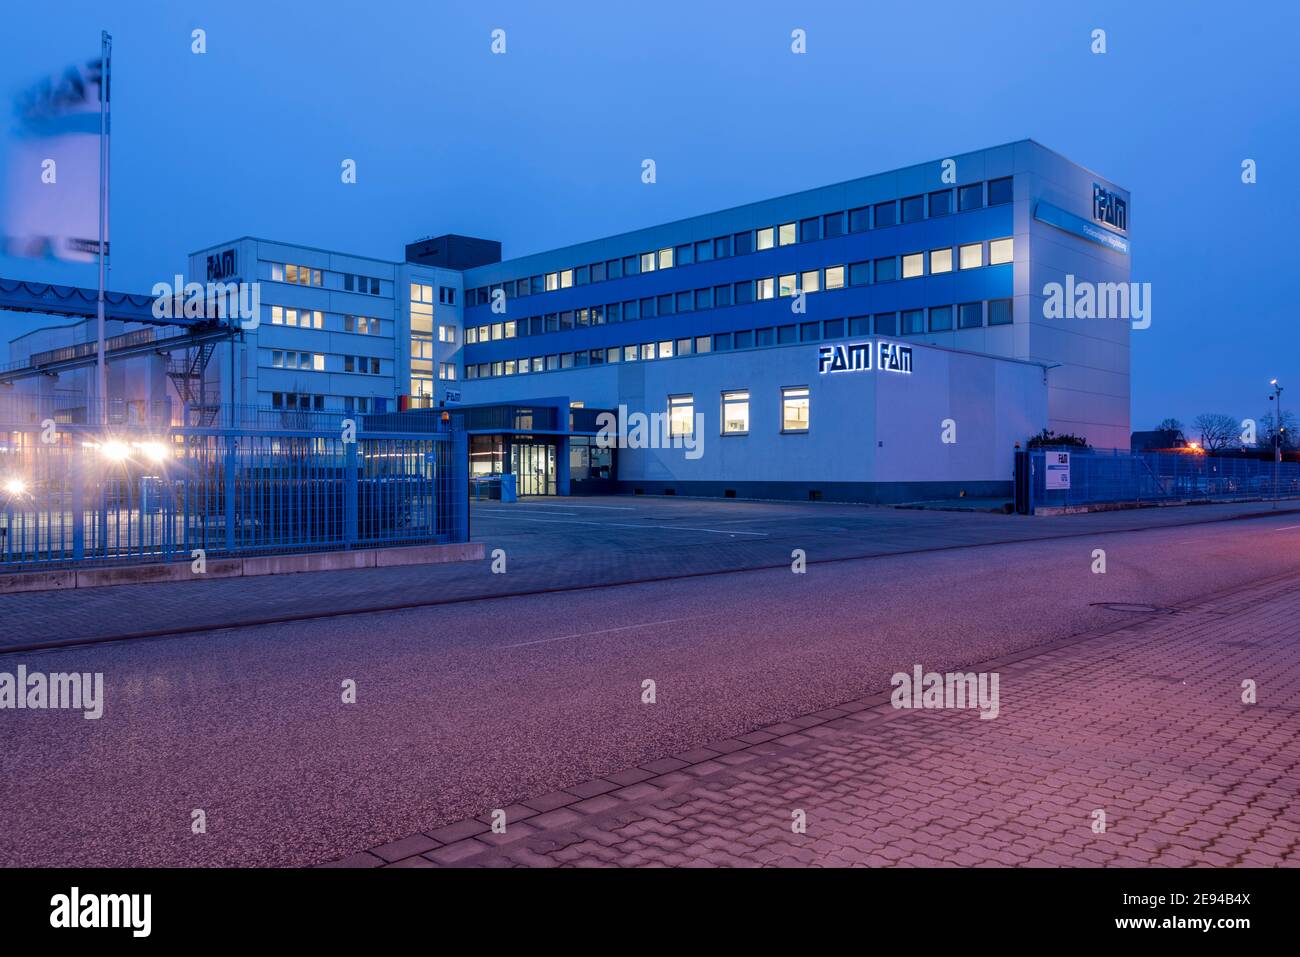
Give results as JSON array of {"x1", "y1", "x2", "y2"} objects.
[
  {"x1": 333, "y1": 571, "x2": 1300, "y2": 868},
  {"x1": 3, "y1": 497, "x2": 1298, "y2": 652}
]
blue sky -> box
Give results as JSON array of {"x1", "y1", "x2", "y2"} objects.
[{"x1": 1, "y1": 0, "x2": 1296, "y2": 431}]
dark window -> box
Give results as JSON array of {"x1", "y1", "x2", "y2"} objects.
[
  {"x1": 370, "y1": 278, "x2": 379, "y2": 295},
  {"x1": 901, "y1": 195, "x2": 924, "y2": 222},
  {"x1": 777, "y1": 324, "x2": 797, "y2": 345},
  {"x1": 657, "y1": 294, "x2": 674, "y2": 315},
  {"x1": 623, "y1": 255, "x2": 639, "y2": 276},
  {"x1": 848, "y1": 261, "x2": 871, "y2": 286},
  {"x1": 800, "y1": 321, "x2": 821, "y2": 342},
  {"x1": 734, "y1": 281, "x2": 754, "y2": 304},
  {"x1": 545, "y1": 313, "x2": 559, "y2": 332},
  {"x1": 560, "y1": 311, "x2": 574, "y2": 330},
  {"x1": 695, "y1": 240, "x2": 713, "y2": 262},
  {"x1": 823, "y1": 317, "x2": 845, "y2": 339},
  {"x1": 874, "y1": 201, "x2": 897, "y2": 228},
  {"x1": 755, "y1": 327, "x2": 775, "y2": 346},
  {"x1": 958, "y1": 183, "x2": 983, "y2": 211},
  {"x1": 590, "y1": 261, "x2": 606, "y2": 283},
  {"x1": 848, "y1": 206, "x2": 870, "y2": 233},
  {"x1": 624, "y1": 299, "x2": 639, "y2": 320},
  {"x1": 713, "y1": 284, "x2": 732, "y2": 307},
  {"x1": 715, "y1": 235, "x2": 732, "y2": 258},
  {"x1": 733, "y1": 329, "x2": 753, "y2": 349},
  {"x1": 732, "y1": 231, "x2": 753, "y2": 256},
  {"x1": 901, "y1": 309, "x2": 924, "y2": 335},
  {"x1": 823, "y1": 212, "x2": 845, "y2": 238},
  {"x1": 676, "y1": 291, "x2": 692, "y2": 312},
  {"x1": 874, "y1": 312, "x2": 898, "y2": 336},
  {"x1": 713, "y1": 333, "x2": 733, "y2": 351},
  {"x1": 575, "y1": 265, "x2": 589, "y2": 286},
  {"x1": 607, "y1": 303, "x2": 621, "y2": 322},
  {"x1": 929, "y1": 305, "x2": 953, "y2": 332},
  {"x1": 988, "y1": 298, "x2": 1014, "y2": 325},
  {"x1": 530, "y1": 317, "x2": 544, "y2": 334},
  {"x1": 695, "y1": 288, "x2": 712, "y2": 309},
  {"x1": 531, "y1": 276, "x2": 545, "y2": 295},
  {"x1": 607, "y1": 259, "x2": 623, "y2": 280},
  {"x1": 929, "y1": 189, "x2": 952, "y2": 217},
  {"x1": 874, "y1": 257, "x2": 897, "y2": 283},
  {"x1": 959, "y1": 302, "x2": 983, "y2": 328},
  {"x1": 516, "y1": 279, "x2": 530, "y2": 298},
  {"x1": 849, "y1": 316, "x2": 871, "y2": 336},
  {"x1": 640, "y1": 297, "x2": 656, "y2": 317},
  {"x1": 799, "y1": 217, "x2": 820, "y2": 242},
  {"x1": 343, "y1": 274, "x2": 354, "y2": 291},
  {"x1": 676, "y1": 244, "x2": 694, "y2": 266},
  {"x1": 987, "y1": 176, "x2": 1013, "y2": 206}
]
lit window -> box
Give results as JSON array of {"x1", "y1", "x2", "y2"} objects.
[
  {"x1": 465, "y1": 327, "x2": 478, "y2": 344},
  {"x1": 313, "y1": 354, "x2": 324, "y2": 371},
  {"x1": 824, "y1": 266, "x2": 845, "y2": 290},
  {"x1": 658, "y1": 248, "x2": 673, "y2": 269},
  {"x1": 778, "y1": 274, "x2": 797, "y2": 297},
  {"x1": 782, "y1": 387, "x2": 809, "y2": 432},
  {"x1": 271, "y1": 306, "x2": 284, "y2": 325},
  {"x1": 989, "y1": 237, "x2": 1014, "y2": 265},
  {"x1": 438, "y1": 325, "x2": 456, "y2": 343},
  {"x1": 800, "y1": 270, "x2": 820, "y2": 293},
  {"x1": 271, "y1": 350, "x2": 283, "y2": 368},
  {"x1": 491, "y1": 323, "x2": 503, "y2": 340},
  {"x1": 756, "y1": 227, "x2": 775, "y2": 251},
  {"x1": 545, "y1": 273, "x2": 558, "y2": 291},
  {"x1": 930, "y1": 248, "x2": 953, "y2": 274},
  {"x1": 624, "y1": 345, "x2": 638, "y2": 362},
  {"x1": 668, "y1": 395, "x2": 694, "y2": 437},
  {"x1": 959, "y1": 243, "x2": 983, "y2": 269},
  {"x1": 902, "y1": 253, "x2": 924, "y2": 279},
  {"x1": 722, "y1": 390, "x2": 750, "y2": 434},
  {"x1": 641, "y1": 343, "x2": 655, "y2": 360},
  {"x1": 505, "y1": 360, "x2": 516, "y2": 375},
  {"x1": 658, "y1": 340, "x2": 674, "y2": 358},
  {"x1": 271, "y1": 264, "x2": 284, "y2": 282},
  {"x1": 504, "y1": 321, "x2": 517, "y2": 338},
  {"x1": 778, "y1": 223, "x2": 796, "y2": 246},
  {"x1": 756, "y1": 277, "x2": 775, "y2": 300},
  {"x1": 640, "y1": 252, "x2": 656, "y2": 273},
  {"x1": 560, "y1": 269, "x2": 573, "y2": 288}
]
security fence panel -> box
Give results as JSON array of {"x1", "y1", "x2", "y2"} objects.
[{"x1": 0, "y1": 414, "x2": 468, "y2": 571}]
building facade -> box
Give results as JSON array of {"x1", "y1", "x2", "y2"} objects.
[{"x1": 4, "y1": 140, "x2": 1131, "y2": 501}]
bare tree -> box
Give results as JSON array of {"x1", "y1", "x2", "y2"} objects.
[
  {"x1": 1155, "y1": 417, "x2": 1184, "y2": 435},
  {"x1": 1193, "y1": 413, "x2": 1238, "y2": 453}
]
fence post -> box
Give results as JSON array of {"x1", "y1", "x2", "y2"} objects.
[
  {"x1": 224, "y1": 434, "x2": 237, "y2": 554},
  {"x1": 71, "y1": 444, "x2": 85, "y2": 561},
  {"x1": 344, "y1": 439, "x2": 358, "y2": 549}
]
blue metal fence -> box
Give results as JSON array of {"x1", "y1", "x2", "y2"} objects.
[
  {"x1": 0, "y1": 411, "x2": 468, "y2": 570},
  {"x1": 1024, "y1": 446, "x2": 1300, "y2": 512}
]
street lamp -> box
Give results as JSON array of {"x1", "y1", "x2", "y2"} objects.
[{"x1": 1268, "y1": 379, "x2": 1284, "y2": 506}]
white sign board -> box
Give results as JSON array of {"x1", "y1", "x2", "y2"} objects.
[{"x1": 1045, "y1": 452, "x2": 1071, "y2": 490}]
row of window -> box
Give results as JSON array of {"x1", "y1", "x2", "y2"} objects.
[
  {"x1": 464, "y1": 178, "x2": 1013, "y2": 306},
  {"x1": 668, "y1": 388, "x2": 812, "y2": 437},
  {"x1": 266, "y1": 392, "x2": 391, "y2": 413},
  {"x1": 461, "y1": 299, "x2": 1013, "y2": 380},
  {"x1": 462, "y1": 239, "x2": 1012, "y2": 344},
  {"x1": 267, "y1": 350, "x2": 385, "y2": 375},
  {"x1": 268, "y1": 305, "x2": 390, "y2": 337},
  {"x1": 269, "y1": 265, "x2": 456, "y2": 303}
]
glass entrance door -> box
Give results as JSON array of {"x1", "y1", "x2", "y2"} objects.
[{"x1": 510, "y1": 443, "x2": 556, "y2": 496}]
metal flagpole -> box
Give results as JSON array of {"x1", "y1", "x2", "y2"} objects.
[{"x1": 96, "y1": 30, "x2": 112, "y2": 425}]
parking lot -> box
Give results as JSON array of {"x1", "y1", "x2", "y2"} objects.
[{"x1": 3, "y1": 492, "x2": 1299, "y2": 653}]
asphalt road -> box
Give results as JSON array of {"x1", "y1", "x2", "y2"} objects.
[{"x1": 2, "y1": 510, "x2": 1299, "y2": 866}]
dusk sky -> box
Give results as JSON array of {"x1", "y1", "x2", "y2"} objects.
[{"x1": 0, "y1": 0, "x2": 1296, "y2": 432}]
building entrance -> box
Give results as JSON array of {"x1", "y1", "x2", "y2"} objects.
[{"x1": 510, "y1": 443, "x2": 556, "y2": 495}]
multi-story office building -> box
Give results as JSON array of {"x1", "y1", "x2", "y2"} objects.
[{"x1": 4, "y1": 140, "x2": 1131, "y2": 501}]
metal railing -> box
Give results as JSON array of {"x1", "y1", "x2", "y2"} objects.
[
  {"x1": 0, "y1": 416, "x2": 468, "y2": 570},
  {"x1": 1020, "y1": 446, "x2": 1300, "y2": 512}
]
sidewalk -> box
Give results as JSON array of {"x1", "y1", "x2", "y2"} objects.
[{"x1": 332, "y1": 572, "x2": 1300, "y2": 867}]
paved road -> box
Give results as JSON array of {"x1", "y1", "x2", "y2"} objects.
[
  {"x1": 2, "y1": 506, "x2": 1299, "y2": 865},
  {"x1": 353, "y1": 571, "x2": 1300, "y2": 868},
  {"x1": 2, "y1": 496, "x2": 1298, "y2": 651}
]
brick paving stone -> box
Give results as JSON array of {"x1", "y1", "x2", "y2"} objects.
[{"x1": 341, "y1": 572, "x2": 1300, "y2": 868}]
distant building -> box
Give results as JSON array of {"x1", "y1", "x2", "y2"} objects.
[{"x1": 1131, "y1": 429, "x2": 1187, "y2": 452}]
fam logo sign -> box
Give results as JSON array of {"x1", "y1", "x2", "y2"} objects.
[
  {"x1": 818, "y1": 340, "x2": 913, "y2": 375},
  {"x1": 205, "y1": 248, "x2": 237, "y2": 281},
  {"x1": 1092, "y1": 184, "x2": 1127, "y2": 233}
]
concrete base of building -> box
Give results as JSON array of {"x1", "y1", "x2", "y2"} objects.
[
  {"x1": 0, "y1": 541, "x2": 485, "y2": 595},
  {"x1": 1033, "y1": 495, "x2": 1300, "y2": 516},
  {"x1": 612, "y1": 479, "x2": 1013, "y2": 505}
]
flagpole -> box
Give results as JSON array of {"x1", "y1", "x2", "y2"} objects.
[{"x1": 96, "y1": 30, "x2": 112, "y2": 425}]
